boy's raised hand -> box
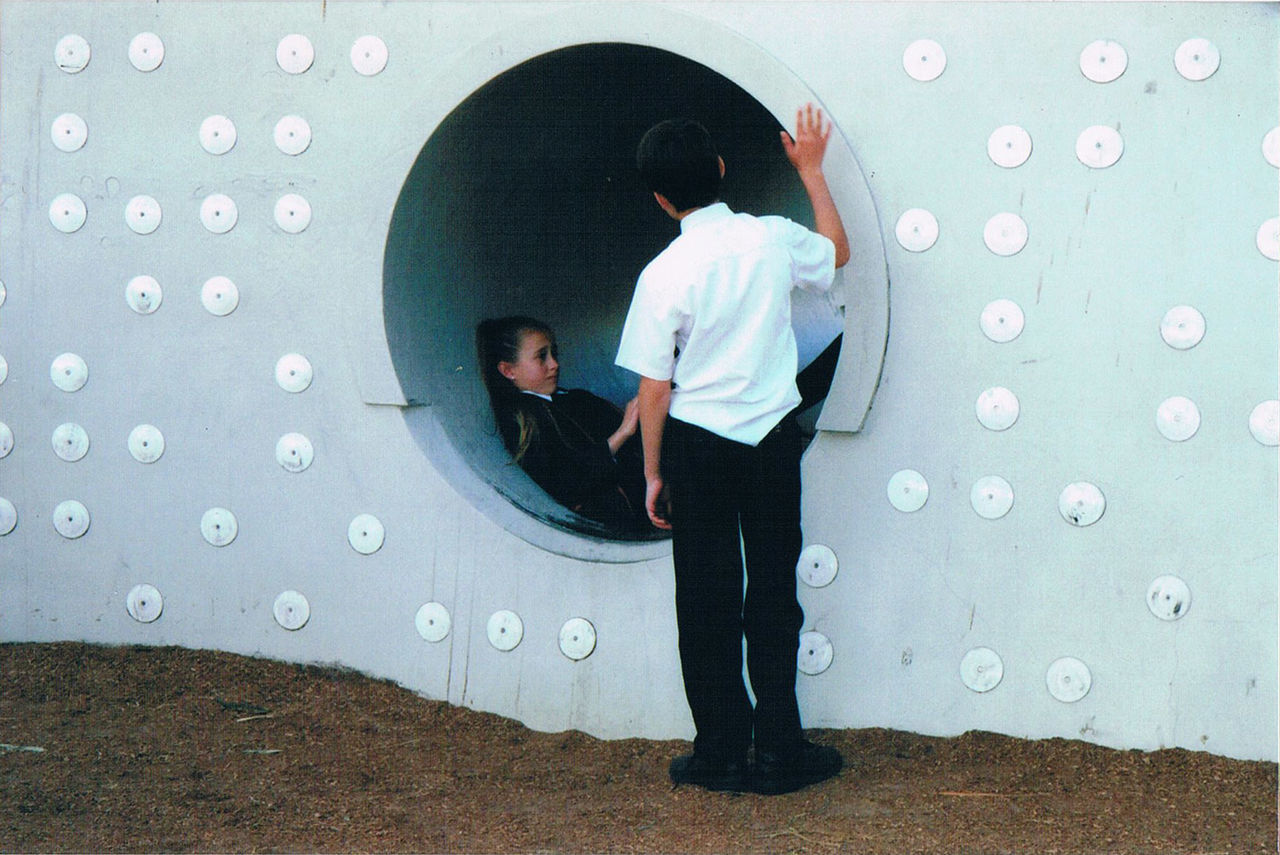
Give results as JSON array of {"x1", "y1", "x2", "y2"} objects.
[
  {"x1": 780, "y1": 101, "x2": 851, "y2": 268},
  {"x1": 781, "y1": 102, "x2": 832, "y2": 174}
]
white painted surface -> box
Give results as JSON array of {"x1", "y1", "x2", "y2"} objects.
[{"x1": 0, "y1": 1, "x2": 1274, "y2": 762}]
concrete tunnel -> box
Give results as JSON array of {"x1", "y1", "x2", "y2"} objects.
[{"x1": 381, "y1": 42, "x2": 887, "y2": 558}]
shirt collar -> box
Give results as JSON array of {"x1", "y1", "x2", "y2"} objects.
[
  {"x1": 521, "y1": 390, "x2": 553, "y2": 402},
  {"x1": 679, "y1": 202, "x2": 731, "y2": 234}
]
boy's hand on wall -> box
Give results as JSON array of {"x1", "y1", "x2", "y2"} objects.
[
  {"x1": 781, "y1": 102, "x2": 832, "y2": 175},
  {"x1": 781, "y1": 101, "x2": 851, "y2": 268}
]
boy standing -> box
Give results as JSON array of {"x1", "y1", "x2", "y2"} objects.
[{"x1": 615, "y1": 104, "x2": 851, "y2": 794}]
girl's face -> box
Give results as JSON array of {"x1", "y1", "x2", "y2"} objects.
[{"x1": 499, "y1": 329, "x2": 559, "y2": 396}]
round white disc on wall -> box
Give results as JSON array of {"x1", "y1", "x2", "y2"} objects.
[
  {"x1": 1076, "y1": 125, "x2": 1124, "y2": 169},
  {"x1": 200, "y1": 507, "x2": 238, "y2": 547},
  {"x1": 1046, "y1": 657, "x2": 1092, "y2": 703},
  {"x1": 199, "y1": 115, "x2": 237, "y2": 155},
  {"x1": 55, "y1": 34, "x2": 91, "y2": 73},
  {"x1": 987, "y1": 125, "x2": 1032, "y2": 168},
  {"x1": 347, "y1": 514, "x2": 384, "y2": 554},
  {"x1": 273, "y1": 590, "x2": 310, "y2": 630},
  {"x1": 1079, "y1": 39, "x2": 1127, "y2": 83},
  {"x1": 125, "y1": 275, "x2": 162, "y2": 314},
  {"x1": 275, "y1": 353, "x2": 313, "y2": 392},
  {"x1": 351, "y1": 35, "x2": 388, "y2": 76},
  {"x1": 348, "y1": 514, "x2": 381, "y2": 555},
  {"x1": 49, "y1": 193, "x2": 87, "y2": 233},
  {"x1": 51, "y1": 113, "x2": 88, "y2": 152},
  {"x1": 1174, "y1": 38, "x2": 1220, "y2": 81},
  {"x1": 984, "y1": 213, "x2": 1028, "y2": 257},
  {"x1": 125, "y1": 195, "x2": 162, "y2": 235},
  {"x1": 200, "y1": 194, "x2": 238, "y2": 234},
  {"x1": 0, "y1": 497, "x2": 15, "y2": 536},
  {"x1": 0, "y1": 422, "x2": 12, "y2": 458},
  {"x1": 274, "y1": 194, "x2": 312, "y2": 233},
  {"x1": 128, "y1": 424, "x2": 165, "y2": 463},
  {"x1": 797, "y1": 631, "x2": 833, "y2": 675},
  {"x1": 126, "y1": 584, "x2": 163, "y2": 623},
  {"x1": 559, "y1": 617, "x2": 597, "y2": 660},
  {"x1": 1159, "y1": 305, "x2": 1205, "y2": 350},
  {"x1": 415, "y1": 602, "x2": 451, "y2": 642},
  {"x1": 276, "y1": 433, "x2": 314, "y2": 472},
  {"x1": 0, "y1": 355, "x2": 7, "y2": 386},
  {"x1": 1155, "y1": 396, "x2": 1200, "y2": 442},
  {"x1": 895, "y1": 208, "x2": 938, "y2": 252},
  {"x1": 274, "y1": 115, "x2": 312, "y2": 155},
  {"x1": 200, "y1": 276, "x2": 239, "y2": 316},
  {"x1": 50, "y1": 353, "x2": 88, "y2": 392},
  {"x1": 980, "y1": 299, "x2": 1025, "y2": 343},
  {"x1": 1249, "y1": 400, "x2": 1279, "y2": 446},
  {"x1": 1147, "y1": 575, "x2": 1191, "y2": 621},
  {"x1": 0, "y1": 279, "x2": 6, "y2": 308},
  {"x1": 1256, "y1": 217, "x2": 1279, "y2": 261},
  {"x1": 1264, "y1": 127, "x2": 1280, "y2": 168},
  {"x1": 903, "y1": 39, "x2": 946, "y2": 81},
  {"x1": 887, "y1": 469, "x2": 929, "y2": 513},
  {"x1": 51, "y1": 422, "x2": 89, "y2": 462},
  {"x1": 796, "y1": 543, "x2": 838, "y2": 588},
  {"x1": 970, "y1": 476, "x2": 1014, "y2": 520},
  {"x1": 128, "y1": 32, "x2": 164, "y2": 72},
  {"x1": 960, "y1": 647, "x2": 1004, "y2": 693},
  {"x1": 1059, "y1": 482, "x2": 1105, "y2": 527},
  {"x1": 975, "y1": 386, "x2": 1020, "y2": 431},
  {"x1": 276, "y1": 34, "x2": 315, "y2": 74},
  {"x1": 53, "y1": 499, "x2": 90, "y2": 539},
  {"x1": 487, "y1": 610, "x2": 524, "y2": 652}
]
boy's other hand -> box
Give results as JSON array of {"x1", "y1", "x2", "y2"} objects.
[
  {"x1": 780, "y1": 102, "x2": 832, "y2": 174},
  {"x1": 646, "y1": 475, "x2": 673, "y2": 530}
]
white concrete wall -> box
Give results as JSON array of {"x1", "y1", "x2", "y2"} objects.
[{"x1": 1, "y1": 1, "x2": 1274, "y2": 761}]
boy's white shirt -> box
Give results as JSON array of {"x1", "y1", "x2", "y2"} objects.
[{"x1": 615, "y1": 202, "x2": 836, "y2": 446}]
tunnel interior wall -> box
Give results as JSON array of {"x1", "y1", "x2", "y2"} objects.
[
  {"x1": 382, "y1": 43, "x2": 832, "y2": 542},
  {"x1": 0, "y1": 1, "x2": 1275, "y2": 761}
]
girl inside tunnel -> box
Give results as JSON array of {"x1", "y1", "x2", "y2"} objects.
[{"x1": 477, "y1": 315, "x2": 651, "y2": 533}]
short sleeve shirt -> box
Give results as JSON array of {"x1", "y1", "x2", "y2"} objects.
[{"x1": 615, "y1": 203, "x2": 836, "y2": 445}]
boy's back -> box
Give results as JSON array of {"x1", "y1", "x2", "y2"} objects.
[{"x1": 618, "y1": 203, "x2": 834, "y2": 444}]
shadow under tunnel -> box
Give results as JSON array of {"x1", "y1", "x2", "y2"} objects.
[{"x1": 384, "y1": 42, "x2": 841, "y2": 547}]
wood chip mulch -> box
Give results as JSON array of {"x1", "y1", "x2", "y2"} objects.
[{"x1": 1, "y1": 642, "x2": 1273, "y2": 854}]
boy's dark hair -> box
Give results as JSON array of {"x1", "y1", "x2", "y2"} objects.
[{"x1": 636, "y1": 118, "x2": 721, "y2": 213}]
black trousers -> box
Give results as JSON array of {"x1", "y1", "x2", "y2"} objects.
[{"x1": 663, "y1": 413, "x2": 805, "y2": 760}]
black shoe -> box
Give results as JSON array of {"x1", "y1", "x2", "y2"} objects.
[
  {"x1": 669, "y1": 753, "x2": 749, "y2": 792},
  {"x1": 750, "y1": 741, "x2": 843, "y2": 795}
]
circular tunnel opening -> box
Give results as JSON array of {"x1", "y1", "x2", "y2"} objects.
[{"x1": 384, "y1": 42, "x2": 842, "y2": 552}]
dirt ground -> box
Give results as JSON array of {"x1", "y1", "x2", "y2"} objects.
[{"x1": 1, "y1": 642, "x2": 1274, "y2": 854}]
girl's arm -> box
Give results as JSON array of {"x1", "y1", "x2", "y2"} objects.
[{"x1": 607, "y1": 396, "x2": 640, "y2": 455}]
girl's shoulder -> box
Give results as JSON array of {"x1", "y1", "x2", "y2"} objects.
[{"x1": 494, "y1": 390, "x2": 550, "y2": 423}]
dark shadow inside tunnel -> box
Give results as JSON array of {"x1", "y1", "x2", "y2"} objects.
[{"x1": 383, "y1": 42, "x2": 838, "y2": 547}]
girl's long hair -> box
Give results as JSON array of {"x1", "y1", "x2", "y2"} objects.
[{"x1": 476, "y1": 316, "x2": 554, "y2": 462}]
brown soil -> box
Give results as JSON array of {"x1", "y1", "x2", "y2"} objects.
[{"x1": 0, "y1": 642, "x2": 1273, "y2": 854}]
